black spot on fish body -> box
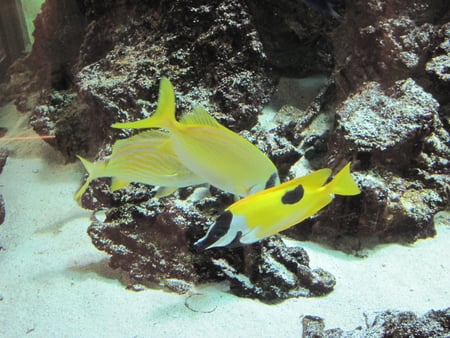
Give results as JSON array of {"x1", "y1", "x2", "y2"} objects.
[
  {"x1": 265, "y1": 172, "x2": 279, "y2": 189},
  {"x1": 194, "y1": 211, "x2": 233, "y2": 250},
  {"x1": 281, "y1": 185, "x2": 304, "y2": 204}
]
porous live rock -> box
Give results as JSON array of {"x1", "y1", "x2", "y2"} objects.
[
  {"x1": 249, "y1": 81, "x2": 337, "y2": 178},
  {"x1": 426, "y1": 22, "x2": 450, "y2": 83},
  {"x1": 74, "y1": 0, "x2": 274, "y2": 136},
  {"x1": 241, "y1": 126, "x2": 301, "y2": 179},
  {"x1": 4, "y1": 0, "x2": 344, "y2": 162},
  {"x1": 6, "y1": 0, "x2": 279, "y2": 159},
  {"x1": 30, "y1": 90, "x2": 99, "y2": 159},
  {"x1": 338, "y1": 79, "x2": 436, "y2": 155},
  {"x1": 245, "y1": 0, "x2": 340, "y2": 77},
  {"x1": 332, "y1": 0, "x2": 450, "y2": 99},
  {"x1": 87, "y1": 189, "x2": 335, "y2": 302},
  {"x1": 425, "y1": 22, "x2": 450, "y2": 132},
  {"x1": 88, "y1": 195, "x2": 206, "y2": 284},
  {"x1": 426, "y1": 54, "x2": 450, "y2": 83},
  {"x1": 298, "y1": 78, "x2": 450, "y2": 252},
  {"x1": 210, "y1": 237, "x2": 335, "y2": 302},
  {"x1": 302, "y1": 308, "x2": 450, "y2": 338}
]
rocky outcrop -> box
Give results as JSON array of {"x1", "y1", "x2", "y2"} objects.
[
  {"x1": 294, "y1": 78, "x2": 450, "y2": 252},
  {"x1": 87, "y1": 187, "x2": 335, "y2": 302},
  {"x1": 286, "y1": 0, "x2": 450, "y2": 252},
  {"x1": 302, "y1": 308, "x2": 450, "y2": 338}
]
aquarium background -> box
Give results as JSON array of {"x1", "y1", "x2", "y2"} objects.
[
  {"x1": 21, "y1": 0, "x2": 46, "y2": 45},
  {"x1": 0, "y1": 0, "x2": 449, "y2": 337}
]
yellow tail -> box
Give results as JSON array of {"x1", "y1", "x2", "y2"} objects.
[
  {"x1": 74, "y1": 155, "x2": 105, "y2": 201},
  {"x1": 111, "y1": 77, "x2": 177, "y2": 130},
  {"x1": 328, "y1": 162, "x2": 361, "y2": 196}
]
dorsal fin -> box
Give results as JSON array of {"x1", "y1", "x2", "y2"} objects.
[
  {"x1": 180, "y1": 106, "x2": 221, "y2": 127},
  {"x1": 299, "y1": 168, "x2": 332, "y2": 188}
]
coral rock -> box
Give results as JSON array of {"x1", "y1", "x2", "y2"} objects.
[
  {"x1": 306, "y1": 308, "x2": 450, "y2": 338},
  {"x1": 303, "y1": 79, "x2": 450, "y2": 252},
  {"x1": 87, "y1": 191, "x2": 335, "y2": 302},
  {"x1": 211, "y1": 237, "x2": 335, "y2": 302}
]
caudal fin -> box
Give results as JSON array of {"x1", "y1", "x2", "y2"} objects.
[
  {"x1": 328, "y1": 162, "x2": 360, "y2": 196},
  {"x1": 74, "y1": 155, "x2": 102, "y2": 201},
  {"x1": 111, "y1": 77, "x2": 176, "y2": 130}
]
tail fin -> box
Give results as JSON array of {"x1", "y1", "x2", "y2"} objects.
[
  {"x1": 74, "y1": 155, "x2": 103, "y2": 201},
  {"x1": 111, "y1": 77, "x2": 176, "y2": 130},
  {"x1": 328, "y1": 162, "x2": 360, "y2": 196}
]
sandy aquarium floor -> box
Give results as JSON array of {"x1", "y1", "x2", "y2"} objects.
[{"x1": 0, "y1": 103, "x2": 449, "y2": 337}]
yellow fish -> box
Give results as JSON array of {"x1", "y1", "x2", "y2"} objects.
[
  {"x1": 74, "y1": 130, "x2": 204, "y2": 201},
  {"x1": 112, "y1": 77, "x2": 279, "y2": 197},
  {"x1": 194, "y1": 163, "x2": 360, "y2": 250}
]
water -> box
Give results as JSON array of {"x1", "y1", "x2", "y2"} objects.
[{"x1": 0, "y1": 1, "x2": 449, "y2": 337}]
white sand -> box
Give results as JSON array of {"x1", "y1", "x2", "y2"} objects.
[{"x1": 0, "y1": 104, "x2": 449, "y2": 337}]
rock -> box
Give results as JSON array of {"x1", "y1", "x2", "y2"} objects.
[
  {"x1": 241, "y1": 125, "x2": 301, "y2": 178},
  {"x1": 74, "y1": 0, "x2": 274, "y2": 137},
  {"x1": 245, "y1": 0, "x2": 340, "y2": 77},
  {"x1": 0, "y1": 148, "x2": 8, "y2": 174},
  {"x1": 425, "y1": 22, "x2": 450, "y2": 131},
  {"x1": 297, "y1": 79, "x2": 450, "y2": 252},
  {"x1": 88, "y1": 194, "x2": 205, "y2": 284},
  {"x1": 25, "y1": 0, "x2": 85, "y2": 91},
  {"x1": 332, "y1": 0, "x2": 450, "y2": 98},
  {"x1": 29, "y1": 90, "x2": 98, "y2": 159},
  {"x1": 426, "y1": 54, "x2": 450, "y2": 83},
  {"x1": 0, "y1": 195, "x2": 5, "y2": 225},
  {"x1": 426, "y1": 23, "x2": 450, "y2": 83},
  {"x1": 0, "y1": 148, "x2": 7, "y2": 225},
  {"x1": 6, "y1": 0, "x2": 280, "y2": 159},
  {"x1": 337, "y1": 79, "x2": 437, "y2": 157},
  {"x1": 302, "y1": 315, "x2": 325, "y2": 338},
  {"x1": 305, "y1": 308, "x2": 450, "y2": 338},
  {"x1": 210, "y1": 237, "x2": 335, "y2": 302},
  {"x1": 87, "y1": 190, "x2": 335, "y2": 302}
]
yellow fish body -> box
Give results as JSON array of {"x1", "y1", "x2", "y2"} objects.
[
  {"x1": 194, "y1": 163, "x2": 361, "y2": 250},
  {"x1": 74, "y1": 130, "x2": 204, "y2": 201},
  {"x1": 112, "y1": 77, "x2": 280, "y2": 197}
]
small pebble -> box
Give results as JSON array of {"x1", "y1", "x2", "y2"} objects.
[{"x1": 126, "y1": 284, "x2": 145, "y2": 292}]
